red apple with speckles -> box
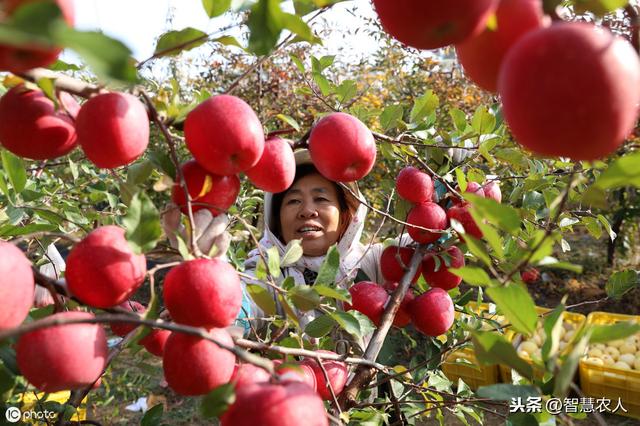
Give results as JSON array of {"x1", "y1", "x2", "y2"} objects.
[
  {"x1": 231, "y1": 363, "x2": 272, "y2": 388},
  {"x1": 422, "y1": 246, "x2": 465, "y2": 290},
  {"x1": 411, "y1": 288, "x2": 454, "y2": 336},
  {"x1": 447, "y1": 203, "x2": 483, "y2": 240},
  {"x1": 380, "y1": 245, "x2": 421, "y2": 283},
  {"x1": 395, "y1": 166, "x2": 434, "y2": 204},
  {"x1": 162, "y1": 328, "x2": 236, "y2": 396},
  {"x1": 456, "y1": 0, "x2": 547, "y2": 92},
  {"x1": 221, "y1": 382, "x2": 328, "y2": 426},
  {"x1": 110, "y1": 300, "x2": 145, "y2": 337},
  {"x1": 499, "y1": 22, "x2": 640, "y2": 160},
  {"x1": 0, "y1": 242, "x2": 35, "y2": 331},
  {"x1": 16, "y1": 311, "x2": 108, "y2": 392},
  {"x1": 171, "y1": 160, "x2": 240, "y2": 216},
  {"x1": 163, "y1": 258, "x2": 242, "y2": 328},
  {"x1": 0, "y1": 0, "x2": 75, "y2": 73},
  {"x1": 346, "y1": 281, "x2": 388, "y2": 326},
  {"x1": 245, "y1": 136, "x2": 296, "y2": 193},
  {"x1": 308, "y1": 112, "x2": 376, "y2": 182},
  {"x1": 66, "y1": 226, "x2": 147, "y2": 309},
  {"x1": 0, "y1": 85, "x2": 79, "y2": 160},
  {"x1": 301, "y1": 350, "x2": 348, "y2": 400},
  {"x1": 76, "y1": 92, "x2": 150, "y2": 168},
  {"x1": 185, "y1": 95, "x2": 265, "y2": 175},
  {"x1": 407, "y1": 202, "x2": 448, "y2": 244},
  {"x1": 372, "y1": 0, "x2": 498, "y2": 50},
  {"x1": 141, "y1": 329, "x2": 171, "y2": 356},
  {"x1": 482, "y1": 181, "x2": 502, "y2": 203}
]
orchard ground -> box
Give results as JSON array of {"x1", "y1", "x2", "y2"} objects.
[{"x1": 78, "y1": 227, "x2": 639, "y2": 425}]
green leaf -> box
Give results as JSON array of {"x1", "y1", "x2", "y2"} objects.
[
  {"x1": 246, "y1": 284, "x2": 276, "y2": 316},
  {"x1": 304, "y1": 314, "x2": 336, "y2": 337},
  {"x1": 312, "y1": 72, "x2": 333, "y2": 96},
  {"x1": 605, "y1": 270, "x2": 639, "y2": 299},
  {"x1": 450, "y1": 266, "x2": 492, "y2": 287},
  {"x1": 471, "y1": 106, "x2": 496, "y2": 135},
  {"x1": 486, "y1": 284, "x2": 537, "y2": 336},
  {"x1": 380, "y1": 104, "x2": 404, "y2": 131},
  {"x1": 589, "y1": 321, "x2": 640, "y2": 343},
  {"x1": 54, "y1": 27, "x2": 138, "y2": 83},
  {"x1": 127, "y1": 160, "x2": 154, "y2": 186},
  {"x1": 199, "y1": 383, "x2": 235, "y2": 418},
  {"x1": 476, "y1": 384, "x2": 539, "y2": 401},
  {"x1": 450, "y1": 108, "x2": 467, "y2": 131},
  {"x1": 202, "y1": 0, "x2": 232, "y2": 17},
  {"x1": 0, "y1": 362, "x2": 16, "y2": 401},
  {"x1": 410, "y1": 90, "x2": 439, "y2": 123},
  {"x1": 554, "y1": 332, "x2": 590, "y2": 397},
  {"x1": 597, "y1": 214, "x2": 617, "y2": 241},
  {"x1": 537, "y1": 257, "x2": 583, "y2": 273},
  {"x1": 154, "y1": 27, "x2": 208, "y2": 57},
  {"x1": 276, "y1": 114, "x2": 301, "y2": 132},
  {"x1": 140, "y1": 403, "x2": 163, "y2": 426},
  {"x1": 573, "y1": 0, "x2": 628, "y2": 16},
  {"x1": 122, "y1": 192, "x2": 162, "y2": 254},
  {"x1": 466, "y1": 194, "x2": 521, "y2": 235},
  {"x1": 541, "y1": 304, "x2": 564, "y2": 361},
  {"x1": 1, "y1": 150, "x2": 26, "y2": 194},
  {"x1": 289, "y1": 53, "x2": 305, "y2": 72},
  {"x1": 266, "y1": 246, "x2": 281, "y2": 278},
  {"x1": 592, "y1": 152, "x2": 640, "y2": 190},
  {"x1": 314, "y1": 284, "x2": 351, "y2": 303},
  {"x1": 472, "y1": 330, "x2": 533, "y2": 379},
  {"x1": 212, "y1": 35, "x2": 244, "y2": 49},
  {"x1": 314, "y1": 245, "x2": 340, "y2": 285},
  {"x1": 289, "y1": 286, "x2": 320, "y2": 312},
  {"x1": 281, "y1": 239, "x2": 303, "y2": 266},
  {"x1": 330, "y1": 311, "x2": 362, "y2": 338},
  {"x1": 335, "y1": 80, "x2": 357, "y2": 104}
]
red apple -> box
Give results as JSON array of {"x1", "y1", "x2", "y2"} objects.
[
  {"x1": 76, "y1": 92, "x2": 150, "y2": 168},
  {"x1": 482, "y1": 181, "x2": 502, "y2": 203},
  {"x1": 345, "y1": 281, "x2": 389, "y2": 326},
  {"x1": 521, "y1": 267, "x2": 540, "y2": 284},
  {"x1": 0, "y1": 85, "x2": 79, "y2": 160},
  {"x1": 171, "y1": 160, "x2": 240, "y2": 216},
  {"x1": 372, "y1": 0, "x2": 498, "y2": 50},
  {"x1": 395, "y1": 166, "x2": 434, "y2": 204},
  {"x1": 447, "y1": 203, "x2": 483, "y2": 240},
  {"x1": 110, "y1": 300, "x2": 145, "y2": 337},
  {"x1": 231, "y1": 363, "x2": 272, "y2": 388},
  {"x1": 0, "y1": 242, "x2": 35, "y2": 330},
  {"x1": 499, "y1": 22, "x2": 640, "y2": 160},
  {"x1": 407, "y1": 202, "x2": 448, "y2": 244},
  {"x1": 185, "y1": 95, "x2": 265, "y2": 175},
  {"x1": 275, "y1": 363, "x2": 317, "y2": 391},
  {"x1": 308, "y1": 112, "x2": 376, "y2": 182},
  {"x1": 221, "y1": 382, "x2": 328, "y2": 426},
  {"x1": 16, "y1": 311, "x2": 108, "y2": 392},
  {"x1": 301, "y1": 350, "x2": 348, "y2": 401},
  {"x1": 162, "y1": 328, "x2": 236, "y2": 396},
  {"x1": 245, "y1": 136, "x2": 296, "y2": 193},
  {"x1": 140, "y1": 329, "x2": 171, "y2": 356},
  {"x1": 380, "y1": 245, "x2": 421, "y2": 283},
  {"x1": 163, "y1": 258, "x2": 242, "y2": 328},
  {"x1": 422, "y1": 246, "x2": 465, "y2": 290},
  {"x1": 411, "y1": 288, "x2": 454, "y2": 336},
  {"x1": 0, "y1": 0, "x2": 74, "y2": 73},
  {"x1": 456, "y1": 0, "x2": 547, "y2": 92},
  {"x1": 393, "y1": 290, "x2": 415, "y2": 328},
  {"x1": 65, "y1": 226, "x2": 147, "y2": 308}
]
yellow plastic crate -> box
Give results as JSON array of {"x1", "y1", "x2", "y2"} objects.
[
  {"x1": 579, "y1": 312, "x2": 640, "y2": 420},
  {"x1": 16, "y1": 390, "x2": 87, "y2": 424},
  {"x1": 442, "y1": 302, "x2": 503, "y2": 389},
  {"x1": 500, "y1": 307, "x2": 586, "y2": 384}
]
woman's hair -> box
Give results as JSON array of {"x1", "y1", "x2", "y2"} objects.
[{"x1": 270, "y1": 163, "x2": 357, "y2": 242}]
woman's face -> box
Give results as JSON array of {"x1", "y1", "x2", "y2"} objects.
[{"x1": 279, "y1": 173, "x2": 343, "y2": 257}]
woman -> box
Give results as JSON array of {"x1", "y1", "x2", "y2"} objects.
[{"x1": 238, "y1": 150, "x2": 385, "y2": 349}]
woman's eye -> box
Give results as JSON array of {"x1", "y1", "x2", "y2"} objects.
[
  {"x1": 315, "y1": 197, "x2": 329, "y2": 202},
  {"x1": 286, "y1": 199, "x2": 301, "y2": 205}
]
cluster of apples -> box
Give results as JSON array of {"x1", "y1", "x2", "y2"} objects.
[
  {"x1": 516, "y1": 321, "x2": 578, "y2": 360},
  {"x1": 372, "y1": 0, "x2": 640, "y2": 161},
  {"x1": 583, "y1": 335, "x2": 640, "y2": 371}
]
